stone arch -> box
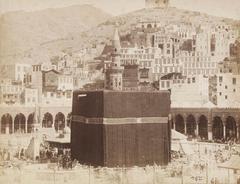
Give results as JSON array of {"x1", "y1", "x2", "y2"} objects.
[
  {"x1": 225, "y1": 116, "x2": 237, "y2": 140},
  {"x1": 55, "y1": 112, "x2": 65, "y2": 132},
  {"x1": 42, "y1": 113, "x2": 53, "y2": 128},
  {"x1": 198, "y1": 115, "x2": 208, "y2": 140},
  {"x1": 27, "y1": 113, "x2": 35, "y2": 133},
  {"x1": 147, "y1": 23, "x2": 152, "y2": 29},
  {"x1": 186, "y1": 115, "x2": 196, "y2": 137},
  {"x1": 14, "y1": 113, "x2": 26, "y2": 133},
  {"x1": 175, "y1": 114, "x2": 184, "y2": 134},
  {"x1": 212, "y1": 116, "x2": 223, "y2": 140},
  {"x1": 1, "y1": 114, "x2": 13, "y2": 134}
]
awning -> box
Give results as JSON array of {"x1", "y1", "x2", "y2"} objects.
[
  {"x1": 46, "y1": 136, "x2": 70, "y2": 144},
  {"x1": 171, "y1": 129, "x2": 187, "y2": 140},
  {"x1": 218, "y1": 155, "x2": 240, "y2": 170}
]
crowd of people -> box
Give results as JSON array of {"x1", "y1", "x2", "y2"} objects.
[
  {"x1": 0, "y1": 148, "x2": 11, "y2": 162},
  {"x1": 38, "y1": 144, "x2": 77, "y2": 170}
]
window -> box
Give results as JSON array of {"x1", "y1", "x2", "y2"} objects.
[
  {"x1": 233, "y1": 78, "x2": 236, "y2": 85},
  {"x1": 225, "y1": 95, "x2": 228, "y2": 99},
  {"x1": 233, "y1": 89, "x2": 236, "y2": 92},
  {"x1": 225, "y1": 85, "x2": 228, "y2": 89},
  {"x1": 161, "y1": 81, "x2": 165, "y2": 88},
  {"x1": 219, "y1": 76, "x2": 223, "y2": 83},
  {"x1": 166, "y1": 81, "x2": 170, "y2": 88},
  {"x1": 192, "y1": 77, "x2": 196, "y2": 83}
]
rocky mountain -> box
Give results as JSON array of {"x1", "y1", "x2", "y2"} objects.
[
  {"x1": 79, "y1": 7, "x2": 240, "y2": 49},
  {"x1": 1, "y1": 6, "x2": 239, "y2": 65},
  {"x1": 0, "y1": 4, "x2": 112, "y2": 64}
]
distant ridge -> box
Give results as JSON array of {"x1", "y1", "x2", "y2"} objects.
[
  {"x1": 0, "y1": 4, "x2": 112, "y2": 64},
  {"x1": 0, "y1": 6, "x2": 239, "y2": 65}
]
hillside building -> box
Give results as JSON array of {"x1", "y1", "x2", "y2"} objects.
[
  {"x1": 209, "y1": 58, "x2": 240, "y2": 107},
  {"x1": 145, "y1": 0, "x2": 169, "y2": 9},
  {"x1": 0, "y1": 80, "x2": 24, "y2": 105},
  {"x1": 0, "y1": 64, "x2": 31, "y2": 82}
]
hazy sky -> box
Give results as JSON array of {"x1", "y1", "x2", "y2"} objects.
[{"x1": 0, "y1": 0, "x2": 240, "y2": 19}]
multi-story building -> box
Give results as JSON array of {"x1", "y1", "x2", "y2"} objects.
[
  {"x1": 122, "y1": 65, "x2": 139, "y2": 91},
  {"x1": 209, "y1": 58, "x2": 240, "y2": 107},
  {"x1": 42, "y1": 70, "x2": 60, "y2": 92},
  {"x1": 181, "y1": 51, "x2": 218, "y2": 76},
  {"x1": 24, "y1": 88, "x2": 38, "y2": 106},
  {"x1": 159, "y1": 73, "x2": 185, "y2": 91},
  {"x1": 0, "y1": 80, "x2": 24, "y2": 105},
  {"x1": 57, "y1": 75, "x2": 74, "y2": 91},
  {"x1": 171, "y1": 75, "x2": 210, "y2": 107},
  {"x1": 153, "y1": 57, "x2": 183, "y2": 80},
  {"x1": 0, "y1": 63, "x2": 31, "y2": 82},
  {"x1": 150, "y1": 32, "x2": 181, "y2": 58}
]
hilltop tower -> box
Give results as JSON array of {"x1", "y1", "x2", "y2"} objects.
[
  {"x1": 145, "y1": 0, "x2": 169, "y2": 9},
  {"x1": 105, "y1": 28, "x2": 124, "y2": 91}
]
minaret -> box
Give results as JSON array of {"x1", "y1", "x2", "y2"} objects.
[
  {"x1": 112, "y1": 28, "x2": 122, "y2": 68},
  {"x1": 105, "y1": 27, "x2": 124, "y2": 91}
]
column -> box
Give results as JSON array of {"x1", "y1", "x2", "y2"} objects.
[
  {"x1": 223, "y1": 122, "x2": 226, "y2": 140},
  {"x1": 25, "y1": 118, "x2": 28, "y2": 134},
  {"x1": 12, "y1": 115, "x2": 15, "y2": 134},
  {"x1": 236, "y1": 124, "x2": 239, "y2": 140},
  {"x1": 173, "y1": 121, "x2": 176, "y2": 130},
  {"x1": 196, "y1": 121, "x2": 199, "y2": 137},
  {"x1": 52, "y1": 116, "x2": 56, "y2": 132},
  {"x1": 38, "y1": 113, "x2": 42, "y2": 131},
  {"x1": 65, "y1": 113, "x2": 68, "y2": 128},
  {"x1": 208, "y1": 121, "x2": 212, "y2": 141},
  {"x1": 5, "y1": 117, "x2": 9, "y2": 134},
  {"x1": 184, "y1": 118, "x2": 187, "y2": 135},
  {"x1": 0, "y1": 114, "x2": 1, "y2": 134}
]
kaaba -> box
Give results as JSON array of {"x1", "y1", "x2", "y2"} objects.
[{"x1": 71, "y1": 90, "x2": 171, "y2": 167}]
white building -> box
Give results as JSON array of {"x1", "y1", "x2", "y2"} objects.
[
  {"x1": 211, "y1": 73, "x2": 240, "y2": 107},
  {"x1": 0, "y1": 63, "x2": 31, "y2": 82},
  {"x1": 41, "y1": 92, "x2": 72, "y2": 106},
  {"x1": 181, "y1": 51, "x2": 218, "y2": 76},
  {"x1": 159, "y1": 73, "x2": 185, "y2": 91},
  {"x1": 0, "y1": 81, "x2": 23, "y2": 105},
  {"x1": 209, "y1": 58, "x2": 240, "y2": 107},
  {"x1": 24, "y1": 88, "x2": 38, "y2": 106},
  {"x1": 171, "y1": 75, "x2": 211, "y2": 107},
  {"x1": 57, "y1": 75, "x2": 74, "y2": 91}
]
